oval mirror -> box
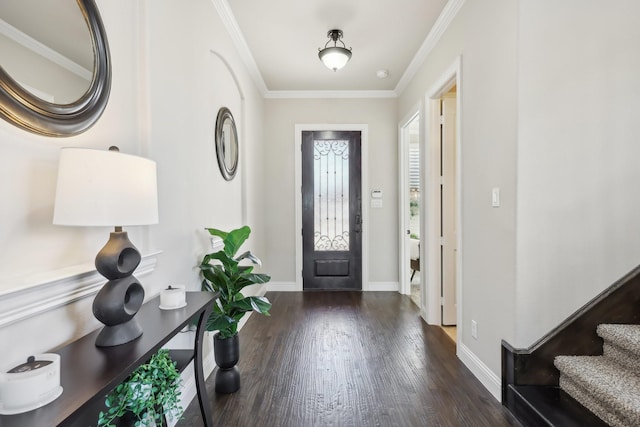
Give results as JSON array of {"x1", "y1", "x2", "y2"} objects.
[
  {"x1": 0, "y1": 0, "x2": 111, "y2": 137},
  {"x1": 215, "y1": 107, "x2": 239, "y2": 181}
]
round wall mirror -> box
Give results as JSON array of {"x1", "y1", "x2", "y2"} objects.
[
  {"x1": 215, "y1": 107, "x2": 239, "y2": 181},
  {"x1": 0, "y1": 0, "x2": 111, "y2": 137}
]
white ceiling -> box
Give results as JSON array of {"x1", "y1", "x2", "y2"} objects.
[
  {"x1": 1, "y1": 0, "x2": 454, "y2": 96},
  {"x1": 223, "y1": 0, "x2": 450, "y2": 94}
]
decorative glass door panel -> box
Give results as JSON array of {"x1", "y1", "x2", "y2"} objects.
[
  {"x1": 314, "y1": 140, "x2": 350, "y2": 251},
  {"x1": 302, "y1": 131, "x2": 361, "y2": 290}
]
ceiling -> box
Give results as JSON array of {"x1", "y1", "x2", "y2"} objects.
[
  {"x1": 1, "y1": 0, "x2": 453, "y2": 96},
  {"x1": 223, "y1": 0, "x2": 450, "y2": 94}
]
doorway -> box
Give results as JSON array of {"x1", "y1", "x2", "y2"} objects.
[
  {"x1": 399, "y1": 111, "x2": 422, "y2": 307},
  {"x1": 294, "y1": 125, "x2": 369, "y2": 292},
  {"x1": 301, "y1": 130, "x2": 362, "y2": 290},
  {"x1": 424, "y1": 57, "x2": 461, "y2": 345}
]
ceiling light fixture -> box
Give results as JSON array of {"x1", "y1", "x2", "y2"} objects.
[{"x1": 318, "y1": 29, "x2": 352, "y2": 72}]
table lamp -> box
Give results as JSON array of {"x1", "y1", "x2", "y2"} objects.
[{"x1": 53, "y1": 147, "x2": 158, "y2": 347}]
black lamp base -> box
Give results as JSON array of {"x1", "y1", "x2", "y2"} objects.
[
  {"x1": 95, "y1": 318, "x2": 143, "y2": 347},
  {"x1": 93, "y1": 229, "x2": 145, "y2": 347}
]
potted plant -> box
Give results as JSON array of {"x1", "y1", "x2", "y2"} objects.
[
  {"x1": 199, "y1": 226, "x2": 271, "y2": 393},
  {"x1": 97, "y1": 349, "x2": 183, "y2": 427}
]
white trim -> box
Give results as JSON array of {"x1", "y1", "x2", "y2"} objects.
[
  {"x1": 175, "y1": 360, "x2": 197, "y2": 427},
  {"x1": 398, "y1": 106, "x2": 421, "y2": 296},
  {"x1": 367, "y1": 282, "x2": 399, "y2": 292},
  {"x1": 0, "y1": 252, "x2": 160, "y2": 329},
  {"x1": 267, "y1": 281, "x2": 297, "y2": 292},
  {"x1": 212, "y1": 0, "x2": 464, "y2": 99},
  {"x1": 423, "y1": 56, "x2": 462, "y2": 332},
  {"x1": 0, "y1": 18, "x2": 92, "y2": 81},
  {"x1": 294, "y1": 124, "x2": 369, "y2": 292},
  {"x1": 180, "y1": 284, "x2": 268, "y2": 417},
  {"x1": 212, "y1": 0, "x2": 268, "y2": 95},
  {"x1": 458, "y1": 343, "x2": 501, "y2": 402},
  {"x1": 208, "y1": 49, "x2": 248, "y2": 223},
  {"x1": 265, "y1": 90, "x2": 397, "y2": 100},
  {"x1": 395, "y1": 0, "x2": 466, "y2": 95}
]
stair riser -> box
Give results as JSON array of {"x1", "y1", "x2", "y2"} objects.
[
  {"x1": 560, "y1": 376, "x2": 628, "y2": 427},
  {"x1": 603, "y1": 343, "x2": 640, "y2": 373},
  {"x1": 597, "y1": 324, "x2": 640, "y2": 358},
  {"x1": 555, "y1": 356, "x2": 640, "y2": 426}
]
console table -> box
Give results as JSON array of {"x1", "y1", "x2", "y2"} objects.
[{"x1": 0, "y1": 291, "x2": 215, "y2": 427}]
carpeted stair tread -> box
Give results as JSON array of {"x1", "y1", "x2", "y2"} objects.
[
  {"x1": 597, "y1": 324, "x2": 640, "y2": 356},
  {"x1": 555, "y1": 355, "x2": 640, "y2": 425}
]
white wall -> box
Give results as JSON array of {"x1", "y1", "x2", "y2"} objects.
[
  {"x1": 0, "y1": 0, "x2": 144, "y2": 367},
  {"x1": 399, "y1": 0, "x2": 640, "y2": 392},
  {"x1": 0, "y1": 0, "x2": 267, "y2": 374},
  {"x1": 262, "y1": 98, "x2": 398, "y2": 287},
  {"x1": 0, "y1": 33, "x2": 90, "y2": 103},
  {"x1": 398, "y1": 0, "x2": 519, "y2": 385},
  {"x1": 144, "y1": 0, "x2": 266, "y2": 294},
  {"x1": 515, "y1": 0, "x2": 640, "y2": 346}
]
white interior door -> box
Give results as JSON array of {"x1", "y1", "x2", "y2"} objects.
[{"x1": 441, "y1": 92, "x2": 457, "y2": 325}]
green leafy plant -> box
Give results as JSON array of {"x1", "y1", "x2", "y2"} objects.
[
  {"x1": 199, "y1": 226, "x2": 271, "y2": 339},
  {"x1": 97, "y1": 349, "x2": 183, "y2": 427},
  {"x1": 409, "y1": 199, "x2": 419, "y2": 218}
]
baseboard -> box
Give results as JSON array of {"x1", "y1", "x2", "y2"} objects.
[
  {"x1": 173, "y1": 360, "x2": 197, "y2": 427},
  {"x1": 366, "y1": 281, "x2": 399, "y2": 291},
  {"x1": 458, "y1": 342, "x2": 502, "y2": 402},
  {"x1": 267, "y1": 281, "x2": 298, "y2": 292},
  {"x1": 178, "y1": 283, "x2": 268, "y2": 413},
  {"x1": 268, "y1": 281, "x2": 399, "y2": 292}
]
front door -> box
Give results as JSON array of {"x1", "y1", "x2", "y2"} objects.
[{"x1": 302, "y1": 130, "x2": 362, "y2": 290}]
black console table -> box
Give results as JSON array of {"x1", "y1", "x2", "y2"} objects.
[{"x1": 0, "y1": 292, "x2": 215, "y2": 427}]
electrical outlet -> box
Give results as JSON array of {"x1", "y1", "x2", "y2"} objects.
[{"x1": 471, "y1": 320, "x2": 478, "y2": 339}]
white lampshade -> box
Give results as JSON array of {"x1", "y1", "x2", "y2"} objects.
[
  {"x1": 53, "y1": 148, "x2": 158, "y2": 227},
  {"x1": 319, "y1": 47, "x2": 352, "y2": 72}
]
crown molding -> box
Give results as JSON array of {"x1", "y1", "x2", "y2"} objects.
[
  {"x1": 213, "y1": 0, "x2": 268, "y2": 96},
  {"x1": 0, "y1": 18, "x2": 92, "y2": 81},
  {"x1": 264, "y1": 90, "x2": 397, "y2": 99},
  {"x1": 395, "y1": 0, "x2": 466, "y2": 95},
  {"x1": 213, "y1": 0, "x2": 464, "y2": 99}
]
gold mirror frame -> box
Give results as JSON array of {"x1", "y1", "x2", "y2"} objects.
[{"x1": 0, "y1": 0, "x2": 111, "y2": 137}]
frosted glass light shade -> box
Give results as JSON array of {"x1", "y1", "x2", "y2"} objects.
[
  {"x1": 319, "y1": 47, "x2": 352, "y2": 72},
  {"x1": 53, "y1": 148, "x2": 158, "y2": 226}
]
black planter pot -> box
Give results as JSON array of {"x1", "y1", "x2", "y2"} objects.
[{"x1": 213, "y1": 333, "x2": 240, "y2": 393}]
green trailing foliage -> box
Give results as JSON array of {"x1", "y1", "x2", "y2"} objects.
[
  {"x1": 97, "y1": 349, "x2": 183, "y2": 427},
  {"x1": 200, "y1": 226, "x2": 272, "y2": 339}
]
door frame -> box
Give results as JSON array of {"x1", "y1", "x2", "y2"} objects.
[
  {"x1": 398, "y1": 105, "x2": 423, "y2": 296},
  {"x1": 294, "y1": 124, "x2": 369, "y2": 291},
  {"x1": 424, "y1": 56, "x2": 462, "y2": 337}
]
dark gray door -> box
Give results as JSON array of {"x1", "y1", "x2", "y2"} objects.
[{"x1": 302, "y1": 130, "x2": 362, "y2": 290}]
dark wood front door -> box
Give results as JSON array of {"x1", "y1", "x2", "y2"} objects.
[{"x1": 302, "y1": 130, "x2": 362, "y2": 290}]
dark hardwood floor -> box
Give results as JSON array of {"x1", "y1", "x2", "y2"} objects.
[{"x1": 178, "y1": 292, "x2": 520, "y2": 427}]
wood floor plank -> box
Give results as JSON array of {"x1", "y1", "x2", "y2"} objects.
[{"x1": 178, "y1": 292, "x2": 520, "y2": 427}]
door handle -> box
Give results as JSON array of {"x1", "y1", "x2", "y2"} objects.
[{"x1": 355, "y1": 215, "x2": 362, "y2": 233}]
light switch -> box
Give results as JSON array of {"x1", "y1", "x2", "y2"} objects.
[{"x1": 492, "y1": 187, "x2": 500, "y2": 207}]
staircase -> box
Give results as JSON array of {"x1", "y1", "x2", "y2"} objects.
[{"x1": 554, "y1": 324, "x2": 640, "y2": 426}]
